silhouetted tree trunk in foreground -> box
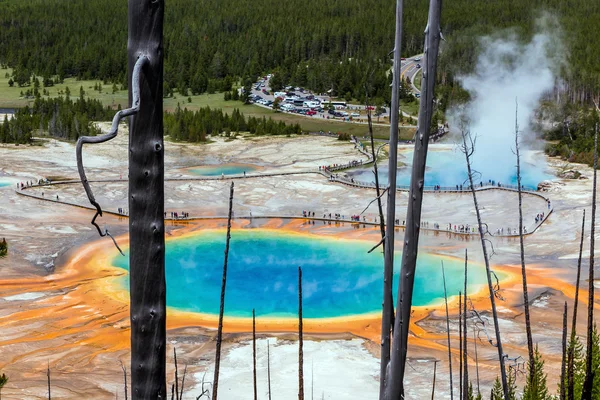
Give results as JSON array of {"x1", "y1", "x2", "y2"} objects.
[
  {"x1": 515, "y1": 102, "x2": 535, "y2": 388},
  {"x1": 568, "y1": 209, "x2": 585, "y2": 400},
  {"x1": 459, "y1": 292, "x2": 463, "y2": 400},
  {"x1": 561, "y1": 302, "x2": 568, "y2": 400},
  {"x1": 378, "y1": 0, "x2": 403, "y2": 392},
  {"x1": 385, "y1": 1, "x2": 443, "y2": 398},
  {"x1": 120, "y1": 361, "x2": 128, "y2": 400},
  {"x1": 431, "y1": 360, "x2": 438, "y2": 400},
  {"x1": 174, "y1": 348, "x2": 179, "y2": 400},
  {"x1": 127, "y1": 0, "x2": 166, "y2": 398},
  {"x1": 473, "y1": 328, "x2": 480, "y2": 397},
  {"x1": 253, "y1": 309, "x2": 258, "y2": 400},
  {"x1": 461, "y1": 128, "x2": 509, "y2": 399},
  {"x1": 442, "y1": 262, "x2": 454, "y2": 400},
  {"x1": 299, "y1": 266, "x2": 304, "y2": 400},
  {"x1": 212, "y1": 182, "x2": 235, "y2": 400},
  {"x1": 582, "y1": 124, "x2": 598, "y2": 400},
  {"x1": 180, "y1": 364, "x2": 187, "y2": 400},
  {"x1": 47, "y1": 362, "x2": 51, "y2": 400},
  {"x1": 463, "y1": 251, "x2": 469, "y2": 400}
]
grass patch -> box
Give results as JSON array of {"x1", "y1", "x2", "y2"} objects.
[
  {"x1": 414, "y1": 69, "x2": 422, "y2": 91},
  {"x1": 400, "y1": 99, "x2": 420, "y2": 117},
  {"x1": 0, "y1": 68, "x2": 412, "y2": 139}
]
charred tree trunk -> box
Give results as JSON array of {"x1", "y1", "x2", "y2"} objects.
[
  {"x1": 461, "y1": 129, "x2": 509, "y2": 399},
  {"x1": 459, "y1": 292, "x2": 463, "y2": 400},
  {"x1": 431, "y1": 360, "x2": 438, "y2": 400},
  {"x1": 386, "y1": 2, "x2": 443, "y2": 398},
  {"x1": 442, "y1": 263, "x2": 454, "y2": 400},
  {"x1": 463, "y1": 251, "x2": 469, "y2": 400},
  {"x1": 174, "y1": 348, "x2": 179, "y2": 400},
  {"x1": 515, "y1": 103, "x2": 535, "y2": 387},
  {"x1": 127, "y1": 0, "x2": 166, "y2": 398},
  {"x1": 582, "y1": 124, "x2": 598, "y2": 400},
  {"x1": 47, "y1": 362, "x2": 51, "y2": 400},
  {"x1": 379, "y1": 0, "x2": 403, "y2": 394},
  {"x1": 253, "y1": 309, "x2": 258, "y2": 400},
  {"x1": 180, "y1": 365, "x2": 187, "y2": 400},
  {"x1": 473, "y1": 329, "x2": 480, "y2": 397},
  {"x1": 120, "y1": 361, "x2": 128, "y2": 400},
  {"x1": 299, "y1": 266, "x2": 305, "y2": 400},
  {"x1": 212, "y1": 182, "x2": 235, "y2": 400},
  {"x1": 561, "y1": 302, "x2": 568, "y2": 400},
  {"x1": 568, "y1": 210, "x2": 585, "y2": 400}
]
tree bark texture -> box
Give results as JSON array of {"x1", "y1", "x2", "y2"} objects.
[
  {"x1": 212, "y1": 182, "x2": 235, "y2": 400},
  {"x1": 127, "y1": 0, "x2": 166, "y2": 398},
  {"x1": 386, "y1": 1, "x2": 442, "y2": 398},
  {"x1": 379, "y1": 0, "x2": 403, "y2": 395},
  {"x1": 463, "y1": 251, "x2": 468, "y2": 400}
]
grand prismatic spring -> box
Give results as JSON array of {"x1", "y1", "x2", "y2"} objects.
[{"x1": 111, "y1": 229, "x2": 497, "y2": 318}]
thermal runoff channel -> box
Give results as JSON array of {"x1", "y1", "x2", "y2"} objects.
[{"x1": 111, "y1": 229, "x2": 498, "y2": 318}]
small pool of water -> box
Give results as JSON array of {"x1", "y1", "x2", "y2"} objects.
[
  {"x1": 112, "y1": 230, "x2": 499, "y2": 318},
  {"x1": 0, "y1": 181, "x2": 11, "y2": 188},
  {"x1": 188, "y1": 164, "x2": 258, "y2": 176},
  {"x1": 348, "y1": 148, "x2": 551, "y2": 189}
]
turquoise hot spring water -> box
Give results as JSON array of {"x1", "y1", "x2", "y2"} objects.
[
  {"x1": 112, "y1": 229, "x2": 497, "y2": 318},
  {"x1": 188, "y1": 164, "x2": 258, "y2": 176}
]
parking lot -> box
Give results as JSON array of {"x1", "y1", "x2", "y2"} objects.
[{"x1": 248, "y1": 55, "x2": 423, "y2": 125}]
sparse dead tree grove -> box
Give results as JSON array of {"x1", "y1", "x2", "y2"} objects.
[{"x1": 380, "y1": 0, "x2": 443, "y2": 398}]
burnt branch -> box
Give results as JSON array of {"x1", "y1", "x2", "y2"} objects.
[{"x1": 75, "y1": 56, "x2": 148, "y2": 256}]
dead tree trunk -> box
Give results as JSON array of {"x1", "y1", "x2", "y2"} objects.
[
  {"x1": 267, "y1": 340, "x2": 272, "y2": 400},
  {"x1": 127, "y1": 0, "x2": 166, "y2": 397},
  {"x1": 561, "y1": 302, "x2": 568, "y2": 400},
  {"x1": 459, "y1": 292, "x2": 463, "y2": 400},
  {"x1": 298, "y1": 266, "x2": 304, "y2": 400},
  {"x1": 379, "y1": 0, "x2": 404, "y2": 394},
  {"x1": 431, "y1": 360, "x2": 438, "y2": 400},
  {"x1": 515, "y1": 103, "x2": 535, "y2": 387},
  {"x1": 461, "y1": 129, "x2": 509, "y2": 399},
  {"x1": 174, "y1": 348, "x2": 179, "y2": 400},
  {"x1": 582, "y1": 124, "x2": 598, "y2": 400},
  {"x1": 212, "y1": 182, "x2": 235, "y2": 400},
  {"x1": 568, "y1": 209, "x2": 585, "y2": 400},
  {"x1": 442, "y1": 262, "x2": 454, "y2": 400},
  {"x1": 120, "y1": 361, "x2": 128, "y2": 400},
  {"x1": 253, "y1": 309, "x2": 258, "y2": 400},
  {"x1": 473, "y1": 329, "x2": 480, "y2": 397},
  {"x1": 386, "y1": 2, "x2": 443, "y2": 398},
  {"x1": 463, "y1": 251, "x2": 469, "y2": 400},
  {"x1": 47, "y1": 362, "x2": 51, "y2": 400},
  {"x1": 180, "y1": 365, "x2": 187, "y2": 400}
]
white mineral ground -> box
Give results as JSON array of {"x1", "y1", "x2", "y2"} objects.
[{"x1": 0, "y1": 123, "x2": 597, "y2": 399}]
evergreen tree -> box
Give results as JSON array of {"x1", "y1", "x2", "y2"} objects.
[{"x1": 522, "y1": 345, "x2": 551, "y2": 400}]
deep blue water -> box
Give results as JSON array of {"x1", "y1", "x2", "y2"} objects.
[
  {"x1": 348, "y1": 149, "x2": 551, "y2": 189},
  {"x1": 188, "y1": 164, "x2": 258, "y2": 176},
  {"x1": 112, "y1": 230, "x2": 495, "y2": 318}
]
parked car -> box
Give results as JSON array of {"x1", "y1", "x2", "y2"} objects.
[
  {"x1": 416, "y1": 64, "x2": 421, "y2": 68},
  {"x1": 306, "y1": 110, "x2": 317, "y2": 116},
  {"x1": 351, "y1": 112, "x2": 360, "y2": 117}
]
